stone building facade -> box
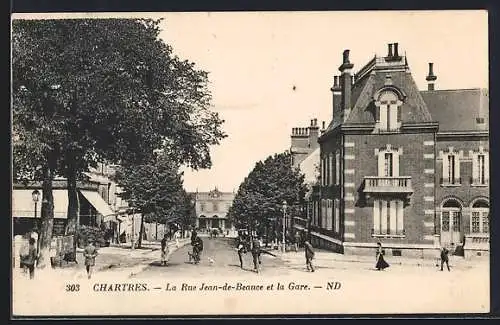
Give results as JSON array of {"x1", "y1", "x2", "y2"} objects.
[
  {"x1": 292, "y1": 43, "x2": 489, "y2": 259},
  {"x1": 192, "y1": 187, "x2": 235, "y2": 231}
]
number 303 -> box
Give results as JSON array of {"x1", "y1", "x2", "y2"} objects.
[{"x1": 66, "y1": 284, "x2": 80, "y2": 292}]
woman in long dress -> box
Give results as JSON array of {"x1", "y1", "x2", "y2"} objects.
[{"x1": 375, "y1": 242, "x2": 389, "y2": 270}]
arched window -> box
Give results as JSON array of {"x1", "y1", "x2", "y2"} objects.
[
  {"x1": 471, "y1": 199, "x2": 489, "y2": 233},
  {"x1": 375, "y1": 90, "x2": 402, "y2": 131}
]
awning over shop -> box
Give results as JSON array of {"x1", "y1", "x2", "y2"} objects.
[
  {"x1": 80, "y1": 190, "x2": 115, "y2": 220},
  {"x1": 12, "y1": 189, "x2": 68, "y2": 219}
]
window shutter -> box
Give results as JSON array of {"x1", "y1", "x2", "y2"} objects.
[
  {"x1": 393, "y1": 151, "x2": 400, "y2": 177},
  {"x1": 397, "y1": 105, "x2": 402, "y2": 122},
  {"x1": 329, "y1": 154, "x2": 334, "y2": 185},
  {"x1": 472, "y1": 154, "x2": 478, "y2": 184},
  {"x1": 442, "y1": 154, "x2": 449, "y2": 183},
  {"x1": 335, "y1": 199, "x2": 340, "y2": 233},
  {"x1": 375, "y1": 106, "x2": 380, "y2": 122},
  {"x1": 390, "y1": 200, "x2": 397, "y2": 234},
  {"x1": 378, "y1": 151, "x2": 385, "y2": 177},
  {"x1": 335, "y1": 152, "x2": 340, "y2": 185},
  {"x1": 454, "y1": 155, "x2": 461, "y2": 184},
  {"x1": 485, "y1": 153, "x2": 490, "y2": 183},
  {"x1": 397, "y1": 200, "x2": 404, "y2": 234},
  {"x1": 380, "y1": 200, "x2": 388, "y2": 234},
  {"x1": 373, "y1": 200, "x2": 380, "y2": 234}
]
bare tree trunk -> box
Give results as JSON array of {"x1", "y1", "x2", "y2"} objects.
[
  {"x1": 137, "y1": 214, "x2": 145, "y2": 248},
  {"x1": 38, "y1": 164, "x2": 54, "y2": 269}
]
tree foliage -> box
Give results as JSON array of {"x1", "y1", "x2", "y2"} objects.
[
  {"x1": 227, "y1": 152, "x2": 307, "y2": 236},
  {"x1": 12, "y1": 18, "x2": 226, "y2": 261}
]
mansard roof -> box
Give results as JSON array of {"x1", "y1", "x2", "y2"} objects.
[
  {"x1": 420, "y1": 88, "x2": 489, "y2": 132},
  {"x1": 345, "y1": 68, "x2": 433, "y2": 124}
]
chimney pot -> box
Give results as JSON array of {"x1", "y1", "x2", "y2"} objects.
[
  {"x1": 310, "y1": 119, "x2": 314, "y2": 127},
  {"x1": 342, "y1": 49, "x2": 350, "y2": 64},
  {"x1": 388, "y1": 43, "x2": 393, "y2": 57},
  {"x1": 393, "y1": 43, "x2": 399, "y2": 57},
  {"x1": 426, "y1": 62, "x2": 437, "y2": 86},
  {"x1": 314, "y1": 118, "x2": 318, "y2": 126},
  {"x1": 428, "y1": 63, "x2": 435, "y2": 76},
  {"x1": 322, "y1": 121, "x2": 326, "y2": 129}
]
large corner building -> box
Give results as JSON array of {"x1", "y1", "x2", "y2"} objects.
[{"x1": 292, "y1": 43, "x2": 489, "y2": 259}]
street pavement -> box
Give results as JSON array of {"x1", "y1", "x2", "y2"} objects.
[
  {"x1": 12, "y1": 237, "x2": 490, "y2": 315},
  {"x1": 134, "y1": 236, "x2": 287, "y2": 278}
]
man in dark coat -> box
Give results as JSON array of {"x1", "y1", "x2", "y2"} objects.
[
  {"x1": 236, "y1": 235, "x2": 247, "y2": 269},
  {"x1": 440, "y1": 246, "x2": 451, "y2": 271},
  {"x1": 24, "y1": 237, "x2": 38, "y2": 279},
  {"x1": 304, "y1": 240, "x2": 315, "y2": 272},
  {"x1": 251, "y1": 238, "x2": 262, "y2": 273}
]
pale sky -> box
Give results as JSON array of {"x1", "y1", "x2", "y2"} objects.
[
  {"x1": 158, "y1": 11, "x2": 488, "y2": 193},
  {"x1": 13, "y1": 11, "x2": 489, "y2": 193}
]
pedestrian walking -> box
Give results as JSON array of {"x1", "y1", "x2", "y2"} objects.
[
  {"x1": 236, "y1": 236, "x2": 246, "y2": 269},
  {"x1": 304, "y1": 240, "x2": 315, "y2": 272},
  {"x1": 161, "y1": 234, "x2": 169, "y2": 266},
  {"x1": 83, "y1": 240, "x2": 98, "y2": 279},
  {"x1": 251, "y1": 238, "x2": 262, "y2": 273},
  {"x1": 23, "y1": 237, "x2": 38, "y2": 279},
  {"x1": 174, "y1": 230, "x2": 180, "y2": 248},
  {"x1": 375, "y1": 242, "x2": 389, "y2": 271},
  {"x1": 440, "y1": 246, "x2": 451, "y2": 271},
  {"x1": 294, "y1": 231, "x2": 301, "y2": 252}
]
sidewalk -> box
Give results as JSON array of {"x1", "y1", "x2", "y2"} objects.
[
  {"x1": 275, "y1": 249, "x2": 487, "y2": 269},
  {"x1": 13, "y1": 238, "x2": 191, "y2": 281}
]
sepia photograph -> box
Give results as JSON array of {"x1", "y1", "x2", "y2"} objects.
[{"x1": 11, "y1": 10, "x2": 489, "y2": 316}]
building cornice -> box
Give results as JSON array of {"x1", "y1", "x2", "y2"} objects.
[
  {"x1": 400, "y1": 122, "x2": 439, "y2": 133},
  {"x1": 437, "y1": 130, "x2": 489, "y2": 140}
]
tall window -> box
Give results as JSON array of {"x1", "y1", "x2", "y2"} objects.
[
  {"x1": 384, "y1": 153, "x2": 393, "y2": 177},
  {"x1": 200, "y1": 202, "x2": 206, "y2": 212},
  {"x1": 472, "y1": 150, "x2": 489, "y2": 185},
  {"x1": 373, "y1": 199, "x2": 404, "y2": 236},
  {"x1": 212, "y1": 202, "x2": 218, "y2": 212},
  {"x1": 478, "y1": 154, "x2": 486, "y2": 184},
  {"x1": 378, "y1": 146, "x2": 399, "y2": 177},
  {"x1": 442, "y1": 152, "x2": 460, "y2": 185}
]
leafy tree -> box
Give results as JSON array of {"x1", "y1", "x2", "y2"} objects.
[
  {"x1": 113, "y1": 155, "x2": 185, "y2": 248},
  {"x1": 12, "y1": 19, "x2": 226, "y2": 263},
  {"x1": 227, "y1": 152, "x2": 307, "y2": 243}
]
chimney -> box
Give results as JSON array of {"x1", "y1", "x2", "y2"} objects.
[
  {"x1": 387, "y1": 43, "x2": 393, "y2": 57},
  {"x1": 393, "y1": 43, "x2": 399, "y2": 57},
  {"x1": 322, "y1": 121, "x2": 326, "y2": 130},
  {"x1": 426, "y1": 62, "x2": 437, "y2": 91},
  {"x1": 308, "y1": 117, "x2": 320, "y2": 149},
  {"x1": 338, "y1": 49, "x2": 354, "y2": 113},
  {"x1": 330, "y1": 75, "x2": 341, "y2": 120}
]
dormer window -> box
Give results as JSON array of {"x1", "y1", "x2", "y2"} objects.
[
  {"x1": 373, "y1": 85, "x2": 406, "y2": 133},
  {"x1": 376, "y1": 91, "x2": 401, "y2": 131}
]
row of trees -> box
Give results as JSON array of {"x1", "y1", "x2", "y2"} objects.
[
  {"x1": 12, "y1": 19, "x2": 226, "y2": 267},
  {"x1": 112, "y1": 155, "x2": 197, "y2": 248},
  {"x1": 227, "y1": 152, "x2": 307, "y2": 243}
]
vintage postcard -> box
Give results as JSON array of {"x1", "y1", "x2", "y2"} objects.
[{"x1": 11, "y1": 10, "x2": 489, "y2": 317}]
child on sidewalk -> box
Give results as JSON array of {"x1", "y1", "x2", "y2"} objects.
[{"x1": 304, "y1": 240, "x2": 315, "y2": 272}]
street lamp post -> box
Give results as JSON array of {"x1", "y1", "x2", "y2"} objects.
[
  {"x1": 282, "y1": 201, "x2": 287, "y2": 253},
  {"x1": 31, "y1": 189, "x2": 40, "y2": 254}
]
